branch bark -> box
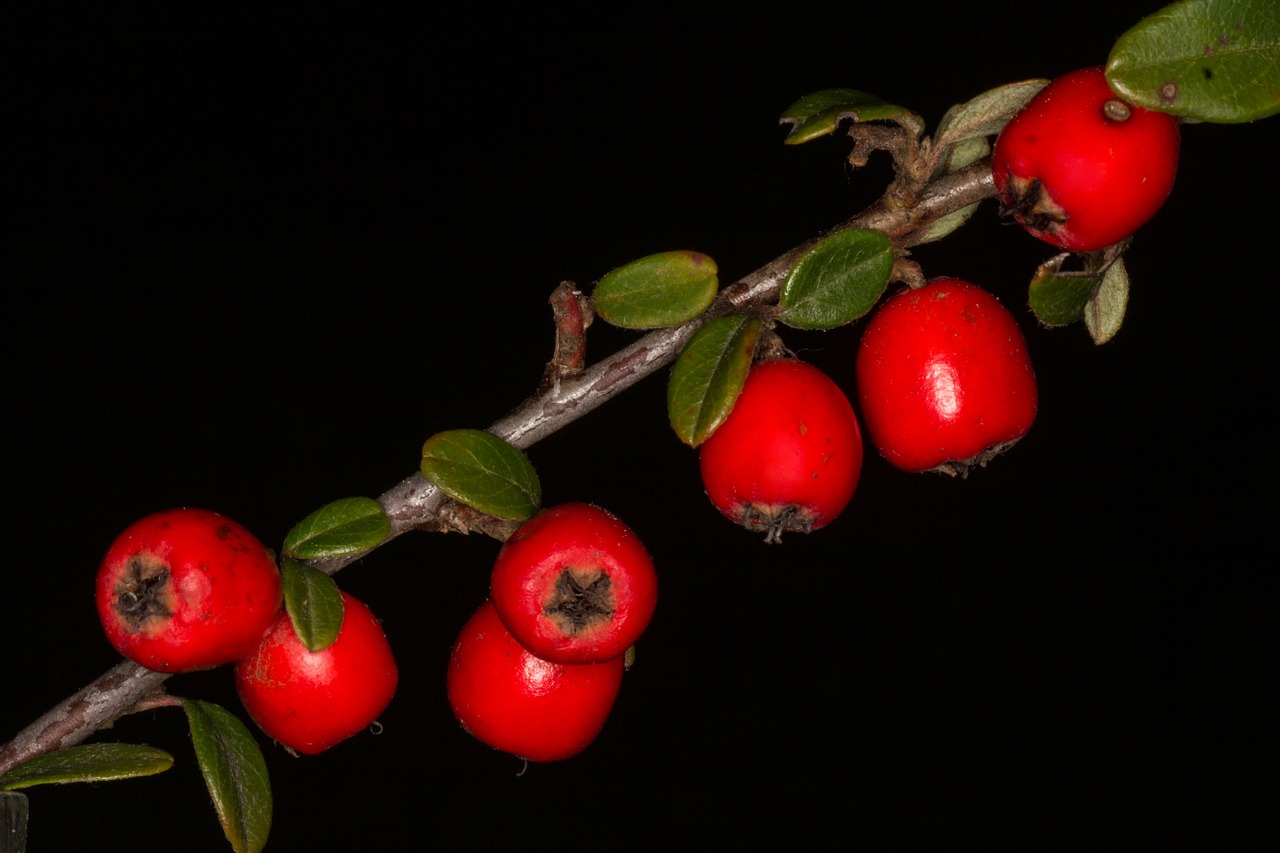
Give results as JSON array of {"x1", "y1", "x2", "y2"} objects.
[{"x1": 0, "y1": 158, "x2": 996, "y2": 778}]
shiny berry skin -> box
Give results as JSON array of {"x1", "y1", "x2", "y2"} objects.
[
  {"x1": 95, "y1": 508, "x2": 283, "y2": 673},
  {"x1": 699, "y1": 358, "x2": 863, "y2": 543},
  {"x1": 490, "y1": 503, "x2": 657, "y2": 665},
  {"x1": 992, "y1": 66, "x2": 1180, "y2": 252},
  {"x1": 447, "y1": 599, "x2": 625, "y2": 763},
  {"x1": 855, "y1": 278, "x2": 1037, "y2": 475},
  {"x1": 235, "y1": 591, "x2": 398, "y2": 755}
]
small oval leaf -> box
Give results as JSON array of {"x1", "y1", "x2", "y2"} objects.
[
  {"x1": 1084, "y1": 257, "x2": 1130, "y2": 345},
  {"x1": 932, "y1": 79, "x2": 1049, "y2": 151},
  {"x1": 1107, "y1": 0, "x2": 1280, "y2": 123},
  {"x1": 183, "y1": 700, "x2": 272, "y2": 853},
  {"x1": 778, "y1": 229, "x2": 893, "y2": 329},
  {"x1": 667, "y1": 314, "x2": 762, "y2": 447},
  {"x1": 1028, "y1": 253, "x2": 1103, "y2": 327},
  {"x1": 421, "y1": 429, "x2": 541, "y2": 520},
  {"x1": 283, "y1": 497, "x2": 390, "y2": 560},
  {"x1": 0, "y1": 743, "x2": 174, "y2": 791},
  {"x1": 592, "y1": 251, "x2": 718, "y2": 329},
  {"x1": 282, "y1": 557, "x2": 345, "y2": 652},
  {"x1": 779, "y1": 88, "x2": 915, "y2": 144}
]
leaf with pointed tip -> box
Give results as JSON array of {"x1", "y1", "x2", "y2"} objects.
[
  {"x1": 1107, "y1": 0, "x2": 1280, "y2": 123},
  {"x1": 282, "y1": 497, "x2": 390, "y2": 560},
  {"x1": 1084, "y1": 258, "x2": 1130, "y2": 345},
  {"x1": 667, "y1": 315, "x2": 762, "y2": 447},
  {"x1": 0, "y1": 743, "x2": 173, "y2": 791},
  {"x1": 1028, "y1": 253, "x2": 1101, "y2": 327},
  {"x1": 778, "y1": 229, "x2": 893, "y2": 329},
  {"x1": 183, "y1": 700, "x2": 271, "y2": 853},
  {"x1": 779, "y1": 89, "x2": 914, "y2": 144},
  {"x1": 282, "y1": 557, "x2": 344, "y2": 652},
  {"x1": 421, "y1": 429, "x2": 541, "y2": 520},
  {"x1": 592, "y1": 251, "x2": 718, "y2": 329}
]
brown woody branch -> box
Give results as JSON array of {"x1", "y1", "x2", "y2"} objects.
[{"x1": 0, "y1": 158, "x2": 997, "y2": 778}]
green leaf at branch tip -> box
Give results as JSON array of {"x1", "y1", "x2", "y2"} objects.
[
  {"x1": 778, "y1": 229, "x2": 893, "y2": 330},
  {"x1": 0, "y1": 743, "x2": 174, "y2": 790},
  {"x1": 421, "y1": 429, "x2": 542, "y2": 520},
  {"x1": 282, "y1": 557, "x2": 345, "y2": 652},
  {"x1": 592, "y1": 250, "x2": 719, "y2": 329},
  {"x1": 779, "y1": 88, "x2": 915, "y2": 144},
  {"x1": 667, "y1": 314, "x2": 762, "y2": 447},
  {"x1": 1107, "y1": 0, "x2": 1280, "y2": 123},
  {"x1": 283, "y1": 496, "x2": 391, "y2": 560},
  {"x1": 183, "y1": 700, "x2": 272, "y2": 853}
]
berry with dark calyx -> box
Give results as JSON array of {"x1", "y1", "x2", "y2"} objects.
[
  {"x1": 489, "y1": 502, "x2": 657, "y2": 665},
  {"x1": 992, "y1": 66, "x2": 1180, "y2": 252},
  {"x1": 95, "y1": 507, "x2": 283, "y2": 673},
  {"x1": 698, "y1": 357, "x2": 863, "y2": 543}
]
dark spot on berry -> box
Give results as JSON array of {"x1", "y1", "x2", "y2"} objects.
[
  {"x1": 544, "y1": 569, "x2": 615, "y2": 635},
  {"x1": 215, "y1": 523, "x2": 234, "y2": 541}
]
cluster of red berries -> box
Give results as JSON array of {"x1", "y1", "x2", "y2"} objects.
[
  {"x1": 447, "y1": 502, "x2": 658, "y2": 762},
  {"x1": 95, "y1": 508, "x2": 398, "y2": 755},
  {"x1": 700, "y1": 66, "x2": 1179, "y2": 538}
]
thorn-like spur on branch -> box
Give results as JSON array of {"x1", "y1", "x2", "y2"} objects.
[
  {"x1": 543, "y1": 281, "x2": 593, "y2": 386},
  {"x1": 0, "y1": 157, "x2": 997, "y2": 776}
]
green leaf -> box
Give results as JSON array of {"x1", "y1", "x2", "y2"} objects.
[
  {"x1": 1107, "y1": 0, "x2": 1280, "y2": 122},
  {"x1": 1028, "y1": 253, "x2": 1102, "y2": 327},
  {"x1": 932, "y1": 79, "x2": 1050, "y2": 151},
  {"x1": 592, "y1": 251, "x2": 718, "y2": 329},
  {"x1": 183, "y1": 700, "x2": 272, "y2": 853},
  {"x1": 420, "y1": 429, "x2": 541, "y2": 520},
  {"x1": 283, "y1": 496, "x2": 390, "y2": 560},
  {"x1": 282, "y1": 557, "x2": 345, "y2": 652},
  {"x1": 0, "y1": 743, "x2": 173, "y2": 790},
  {"x1": 666, "y1": 314, "x2": 762, "y2": 447},
  {"x1": 777, "y1": 229, "x2": 893, "y2": 329},
  {"x1": 1084, "y1": 258, "x2": 1131, "y2": 345},
  {"x1": 779, "y1": 88, "x2": 915, "y2": 143}
]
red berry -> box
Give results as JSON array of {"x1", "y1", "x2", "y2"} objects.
[
  {"x1": 855, "y1": 278, "x2": 1037, "y2": 475},
  {"x1": 991, "y1": 66, "x2": 1180, "y2": 252},
  {"x1": 698, "y1": 358, "x2": 863, "y2": 542},
  {"x1": 95, "y1": 508, "x2": 283, "y2": 673},
  {"x1": 235, "y1": 591, "x2": 398, "y2": 755},
  {"x1": 447, "y1": 599, "x2": 624, "y2": 763},
  {"x1": 490, "y1": 503, "x2": 657, "y2": 665}
]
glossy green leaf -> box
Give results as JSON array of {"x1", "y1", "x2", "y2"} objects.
[
  {"x1": 0, "y1": 743, "x2": 173, "y2": 790},
  {"x1": 779, "y1": 88, "x2": 915, "y2": 143},
  {"x1": 421, "y1": 429, "x2": 541, "y2": 520},
  {"x1": 1107, "y1": 0, "x2": 1280, "y2": 122},
  {"x1": 592, "y1": 251, "x2": 718, "y2": 329},
  {"x1": 667, "y1": 315, "x2": 762, "y2": 447},
  {"x1": 1084, "y1": 258, "x2": 1130, "y2": 345},
  {"x1": 282, "y1": 557, "x2": 345, "y2": 652},
  {"x1": 283, "y1": 496, "x2": 390, "y2": 560},
  {"x1": 183, "y1": 700, "x2": 272, "y2": 853},
  {"x1": 1028, "y1": 253, "x2": 1102, "y2": 327},
  {"x1": 932, "y1": 79, "x2": 1049, "y2": 151},
  {"x1": 778, "y1": 229, "x2": 893, "y2": 329}
]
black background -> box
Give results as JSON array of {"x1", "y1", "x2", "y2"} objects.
[{"x1": 5, "y1": 5, "x2": 1276, "y2": 850}]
